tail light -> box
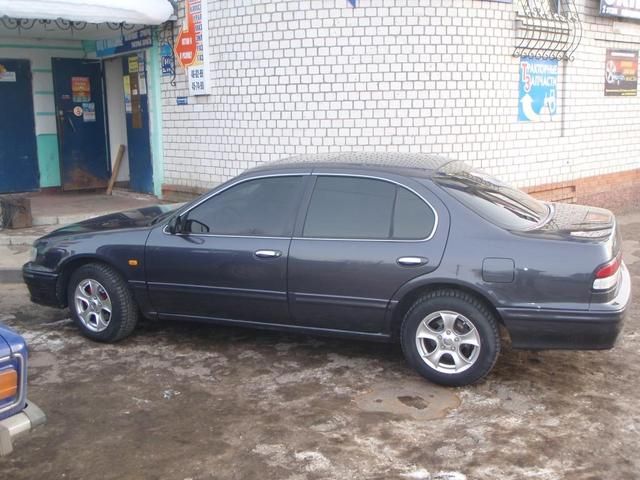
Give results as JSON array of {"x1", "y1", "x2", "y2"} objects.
[
  {"x1": 0, "y1": 368, "x2": 18, "y2": 402},
  {"x1": 593, "y1": 254, "x2": 622, "y2": 290}
]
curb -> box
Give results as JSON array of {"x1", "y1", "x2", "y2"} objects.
[{"x1": 0, "y1": 268, "x2": 22, "y2": 284}]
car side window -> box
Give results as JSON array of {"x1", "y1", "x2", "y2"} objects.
[
  {"x1": 184, "y1": 176, "x2": 304, "y2": 236},
  {"x1": 302, "y1": 176, "x2": 435, "y2": 240},
  {"x1": 303, "y1": 176, "x2": 395, "y2": 239},
  {"x1": 392, "y1": 186, "x2": 436, "y2": 239}
]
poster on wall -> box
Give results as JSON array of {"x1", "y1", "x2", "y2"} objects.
[
  {"x1": 82, "y1": 102, "x2": 96, "y2": 122},
  {"x1": 518, "y1": 57, "x2": 559, "y2": 122},
  {"x1": 123, "y1": 75, "x2": 132, "y2": 113},
  {"x1": 604, "y1": 49, "x2": 638, "y2": 96},
  {"x1": 161, "y1": 42, "x2": 175, "y2": 77},
  {"x1": 600, "y1": 0, "x2": 640, "y2": 20},
  {"x1": 175, "y1": 0, "x2": 211, "y2": 96},
  {"x1": 0, "y1": 64, "x2": 16, "y2": 82},
  {"x1": 71, "y1": 76, "x2": 91, "y2": 103}
]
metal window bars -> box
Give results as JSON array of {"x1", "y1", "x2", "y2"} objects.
[{"x1": 514, "y1": 0, "x2": 583, "y2": 61}]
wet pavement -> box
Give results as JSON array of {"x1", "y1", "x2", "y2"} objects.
[{"x1": 0, "y1": 212, "x2": 638, "y2": 480}]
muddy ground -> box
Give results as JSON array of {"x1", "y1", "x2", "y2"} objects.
[{"x1": 0, "y1": 213, "x2": 638, "y2": 480}]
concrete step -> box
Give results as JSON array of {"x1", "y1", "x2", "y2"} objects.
[
  {"x1": 0, "y1": 225, "x2": 57, "y2": 247},
  {"x1": 32, "y1": 213, "x2": 103, "y2": 227}
]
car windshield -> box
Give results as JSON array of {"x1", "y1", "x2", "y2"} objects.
[{"x1": 433, "y1": 162, "x2": 550, "y2": 231}]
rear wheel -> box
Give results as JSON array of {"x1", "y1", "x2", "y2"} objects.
[
  {"x1": 401, "y1": 289, "x2": 500, "y2": 386},
  {"x1": 68, "y1": 263, "x2": 138, "y2": 342}
]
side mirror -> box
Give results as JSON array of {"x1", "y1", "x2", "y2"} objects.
[{"x1": 167, "y1": 214, "x2": 183, "y2": 234}]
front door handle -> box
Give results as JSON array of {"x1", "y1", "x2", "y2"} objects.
[
  {"x1": 397, "y1": 256, "x2": 429, "y2": 267},
  {"x1": 255, "y1": 249, "x2": 282, "y2": 259}
]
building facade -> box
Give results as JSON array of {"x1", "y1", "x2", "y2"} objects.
[
  {"x1": 160, "y1": 0, "x2": 640, "y2": 208},
  {"x1": 0, "y1": 4, "x2": 172, "y2": 197}
]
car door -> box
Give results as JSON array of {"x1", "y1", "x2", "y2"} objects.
[
  {"x1": 145, "y1": 174, "x2": 307, "y2": 324},
  {"x1": 288, "y1": 172, "x2": 449, "y2": 335}
]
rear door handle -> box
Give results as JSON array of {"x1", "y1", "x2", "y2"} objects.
[
  {"x1": 254, "y1": 249, "x2": 282, "y2": 259},
  {"x1": 397, "y1": 256, "x2": 428, "y2": 266}
]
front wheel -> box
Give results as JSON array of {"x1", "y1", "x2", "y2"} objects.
[
  {"x1": 68, "y1": 263, "x2": 138, "y2": 342},
  {"x1": 400, "y1": 289, "x2": 500, "y2": 387}
]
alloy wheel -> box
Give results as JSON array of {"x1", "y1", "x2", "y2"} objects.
[
  {"x1": 414, "y1": 310, "x2": 481, "y2": 374},
  {"x1": 74, "y1": 278, "x2": 113, "y2": 333}
]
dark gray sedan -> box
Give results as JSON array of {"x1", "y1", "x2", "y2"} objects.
[{"x1": 23, "y1": 153, "x2": 631, "y2": 386}]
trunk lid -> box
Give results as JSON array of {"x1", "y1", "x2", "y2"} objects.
[{"x1": 534, "y1": 203, "x2": 617, "y2": 248}]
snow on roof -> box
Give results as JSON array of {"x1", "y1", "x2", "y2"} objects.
[{"x1": 0, "y1": 0, "x2": 174, "y2": 25}]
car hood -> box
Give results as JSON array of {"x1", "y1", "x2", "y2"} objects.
[
  {"x1": 42, "y1": 204, "x2": 179, "y2": 239},
  {"x1": 0, "y1": 327, "x2": 10, "y2": 358},
  {"x1": 0, "y1": 323, "x2": 27, "y2": 357}
]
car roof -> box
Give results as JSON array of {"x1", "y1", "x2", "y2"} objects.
[{"x1": 245, "y1": 152, "x2": 460, "y2": 178}]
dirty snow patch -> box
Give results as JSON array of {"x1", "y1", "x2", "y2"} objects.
[{"x1": 294, "y1": 451, "x2": 331, "y2": 472}]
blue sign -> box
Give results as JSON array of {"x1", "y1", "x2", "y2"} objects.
[
  {"x1": 96, "y1": 28, "x2": 153, "y2": 57},
  {"x1": 176, "y1": 96, "x2": 188, "y2": 105},
  {"x1": 518, "y1": 57, "x2": 559, "y2": 122},
  {"x1": 161, "y1": 42, "x2": 174, "y2": 77},
  {"x1": 347, "y1": 0, "x2": 356, "y2": 6}
]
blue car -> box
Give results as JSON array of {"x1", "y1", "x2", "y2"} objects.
[{"x1": 0, "y1": 324, "x2": 45, "y2": 456}]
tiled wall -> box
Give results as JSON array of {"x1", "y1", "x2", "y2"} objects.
[{"x1": 160, "y1": 0, "x2": 640, "y2": 194}]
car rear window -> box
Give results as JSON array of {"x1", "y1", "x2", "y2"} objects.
[{"x1": 434, "y1": 163, "x2": 549, "y2": 231}]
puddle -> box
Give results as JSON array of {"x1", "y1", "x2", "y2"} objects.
[{"x1": 354, "y1": 381, "x2": 460, "y2": 420}]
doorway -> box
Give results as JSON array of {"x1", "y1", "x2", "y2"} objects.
[
  {"x1": 52, "y1": 58, "x2": 110, "y2": 191},
  {"x1": 122, "y1": 53, "x2": 153, "y2": 194},
  {"x1": 0, "y1": 59, "x2": 39, "y2": 193},
  {"x1": 102, "y1": 52, "x2": 154, "y2": 195}
]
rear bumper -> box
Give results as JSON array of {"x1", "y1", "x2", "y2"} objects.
[
  {"x1": 499, "y1": 263, "x2": 631, "y2": 350},
  {"x1": 0, "y1": 401, "x2": 46, "y2": 456},
  {"x1": 22, "y1": 263, "x2": 63, "y2": 308}
]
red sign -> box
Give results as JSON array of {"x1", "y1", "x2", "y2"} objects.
[{"x1": 174, "y1": 2, "x2": 197, "y2": 68}]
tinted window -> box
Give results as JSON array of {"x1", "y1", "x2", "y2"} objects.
[
  {"x1": 185, "y1": 176, "x2": 304, "y2": 236},
  {"x1": 303, "y1": 177, "x2": 396, "y2": 239},
  {"x1": 393, "y1": 187, "x2": 436, "y2": 239},
  {"x1": 434, "y1": 163, "x2": 549, "y2": 230},
  {"x1": 303, "y1": 176, "x2": 435, "y2": 240}
]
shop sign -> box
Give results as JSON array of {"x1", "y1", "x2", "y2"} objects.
[
  {"x1": 600, "y1": 0, "x2": 640, "y2": 20},
  {"x1": 71, "y1": 76, "x2": 91, "y2": 103},
  {"x1": 518, "y1": 57, "x2": 558, "y2": 122},
  {"x1": 175, "y1": 0, "x2": 210, "y2": 96},
  {"x1": 96, "y1": 28, "x2": 153, "y2": 57},
  {"x1": 604, "y1": 49, "x2": 638, "y2": 96}
]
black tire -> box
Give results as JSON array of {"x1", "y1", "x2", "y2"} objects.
[
  {"x1": 400, "y1": 289, "x2": 500, "y2": 387},
  {"x1": 67, "y1": 263, "x2": 138, "y2": 342}
]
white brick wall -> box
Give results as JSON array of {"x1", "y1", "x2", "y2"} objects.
[{"x1": 160, "y1": 0, "x2": 640, "y2": 191}]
